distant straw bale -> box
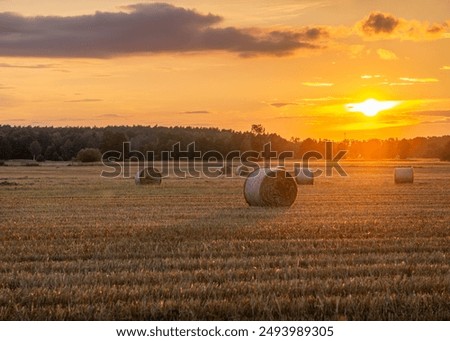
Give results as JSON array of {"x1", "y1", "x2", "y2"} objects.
[
  {"x1": 135, "y1": 167, "x2": 162, "y2": 185},
  {"x1": 295, "y1": 166, "x2": 314, "y2": 185},
  {"x1": 394, "y1": 167, "x2": 414, "y2": 184}
]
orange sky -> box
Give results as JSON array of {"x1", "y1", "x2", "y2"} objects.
[{"x1": 0, "y1": 0, "x2": 449, "y2": 140}]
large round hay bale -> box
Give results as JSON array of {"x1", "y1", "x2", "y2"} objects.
[
  {"x1": 394, "y1": 167, "x2": 414, "y2": 184},
  {"x1": 135, "y1": 167, "x2": 162, "y2": 185},
  {"x1": 295, "y1": 166, "x2": 314, "y2": 185},
  {"x1": 244, "y1": 168, "x2": 297, "y2": 207},
  {"x1": 236, "y1": 165, "x2": 251, "y2": 177}
]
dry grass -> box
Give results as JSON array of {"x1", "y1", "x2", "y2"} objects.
[{"x1": 0, "y1": 162, "x2": 449, "y2": 320}]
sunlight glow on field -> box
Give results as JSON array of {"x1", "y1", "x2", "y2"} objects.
[{"x1": 345, "y1": 99, "x2": 401, "y2": 117}]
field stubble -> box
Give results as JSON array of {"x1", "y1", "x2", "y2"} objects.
[{"x1": 0, "y1": 162, "x2": 449, "y2": 320}]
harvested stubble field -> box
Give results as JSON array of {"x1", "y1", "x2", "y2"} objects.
[{"x1": 0, "y1": 161, "x2": 449, "y2": 320}]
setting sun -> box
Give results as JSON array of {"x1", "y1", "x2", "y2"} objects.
[{"x1": 345, "y1": 99, "x2": 401, "y2": 117}]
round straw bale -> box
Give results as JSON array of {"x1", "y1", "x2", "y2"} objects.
[
  {"x1": 295, "y1": 166, "x2": 314, "y2": 185},
  {"x1": 394, "y1": 167, "x2": 414, "y2": 184},
  {"x1": 244, "y1": 168, "x2": 297, "y2": 207},
  {"x1": 135, "y1": 167, "x2": 162, "y2": 185},
  {"x1": 236, "y1": 164, "x2": 251, "y2": 177}
]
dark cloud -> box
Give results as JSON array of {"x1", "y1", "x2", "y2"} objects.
[
  {"x1": 270, "y1": 102, "x2": 297, "y2": 108},
  {"x1": 181, "y1": 110, "x2": 210, "y2": 114},
  {"x1": 361, "y1": 12, "x2": 399, "y2": 35},
  {"x1": 301, "y1": 27, "x2": 329, "y2": 40},
  {"x1": 0, "y1": 3, "x2": 321, "y2": 58},
  {"x1": 427, "y1": 23, "x2": 448, "y2": 34}
]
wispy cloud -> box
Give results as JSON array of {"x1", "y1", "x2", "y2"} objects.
[
  {"x1": 411, "y1": 110, "x2": 450, "y2": 117},
  {"x1": 399, "y1": 77, "x2": 439, "y2": 83},
  {"x1": 181, "y1": 110, "x2": 210, "y2": 114},
  {"x1": 302, "y1": 82, "x2": 334, "y2": 87},
  {"x1": 440, "y1": 66, "x2": 450, "y2": 70},
  {"x1": 361, "y1": 74, "x2": 383, "y2": 79},
  {"x1": 270, "y1": 102, "x2": 297, "y2": 108},
  {"x1": 381, "y1": 82, "x2": 414, "y2": 86},
  {"x1": 64, "y1": 98, "x2": 103, "y2": 103},
  {"x1": 380, "y1": 77, "x2": 439, "y2": 86},
  {"x1": 96, "y1": 114, "x2": 124, "y2": 118},
  {"x1": 0, "y1": 62, "x2": 56, "y2": 69},
  {"x1": 299, "y1": 97, "x2": 350, "y2": 103},
  {"x1": 0, "y1": 3, "x2": 324, "y2": 58},
  {"x1": 376, "y1": 48, "x2": 398, "y2": 60}
]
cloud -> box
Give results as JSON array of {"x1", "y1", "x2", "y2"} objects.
[
  {"x1": 399, "y1": 77, "x2": 439, "y2": 83},
  {"x1": 420, "y1": 118, "x2": 450, "y2": 125},
  {"x1": 440, "y1": 66, "x2": 450, "y2": 70},
  {"x1": 64, "y1": 98, "x2": 103, "y2": 103},
  {"x1": 380, "y1": 77, "x2": 439, "y2": 86},
  {"x1": 0, "y1": 83, "x2": 13, "y2": 89},
  {"x1": 361, "y1": 74, "x2": 382, "y2": 79},
  {"x1": 376, "y1": 48, "x2": 398, "y2": 60},
  {"x1": 361, "y1": 12, "x2": 399, "y2": 35},
  {"x1": 270, "y1": 102, "x2": 297, "y2": 108},
  {"x1": 357, "y1": 12, "x2": 450, "y2": 40},
  {"x1": 411, "y1": 110, "x2": 450, "y2": 117},
  {"x1": 0, "y1": 62, "x2": 56, "y2": 69},
  {"x1": 3, "y1": 118, "x2": 26, "y2": 122},
  {"x1": 380, "y1": 82, "x2": 414, "y2": 86},
  {"x1": 0, "y1": 3, "x2": 323, "y2": 58},
  {"x1": 181, "y1": 110, "x2": 210, "y2": 114},
  {"x1": 302, "y1": 82, "x2": 334, "y2": 87},
  {"x1": 299, "y1": 97, "x2": 350, "y2": 103},
  {"x1": 96, "y1": 114, "x2": 124, "y2": 118}
]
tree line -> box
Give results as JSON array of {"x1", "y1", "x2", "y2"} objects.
[{"x1": 0, "y1": 124, "x2": 449, "y2": 162}]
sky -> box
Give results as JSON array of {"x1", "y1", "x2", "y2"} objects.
[{"x1": 0, "y1": 0, "x2": 449, "y2": 140}]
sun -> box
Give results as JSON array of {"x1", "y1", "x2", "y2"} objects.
[{"x1": 345, "y1": 98, "x2": 400, "y2": 117}]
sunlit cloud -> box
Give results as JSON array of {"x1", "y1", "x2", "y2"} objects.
[
  {"x1": 376, "y1": 48, "x2": 398, "y2": 60},
  {"x1": 299, "y1": 97, "x2": 349, "y2": 103},
  {"x1": 361, "y1": 74, "x2": 383, "y2": 79},
  {"x1": 440, "y1": 66, "x2": 450, "y2": 70},
  {"x1": 380, "y1": 82, "x2": 414, "y2": 86},
  {"x1": 302, "y1": 82, "x2": 334, "y2": 87},
  {"x1": 380, "y1": 77, "x2": 439, "y2": 86},
  {"x1": 399, "y1": 77, "x2": 439, "y2": 83}
]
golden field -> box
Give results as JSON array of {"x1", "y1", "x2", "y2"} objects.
[{"x1": 0, "y1": 161, "x2": 449, "y2": 320}]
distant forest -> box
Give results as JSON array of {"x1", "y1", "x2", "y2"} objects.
[{"x1": 0, "y1": 124, "x2": 449, "y2": 161}]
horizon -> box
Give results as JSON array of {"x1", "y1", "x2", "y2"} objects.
[{"x1": 0, "y1": 1, "x2": 449, "y2": 140}]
